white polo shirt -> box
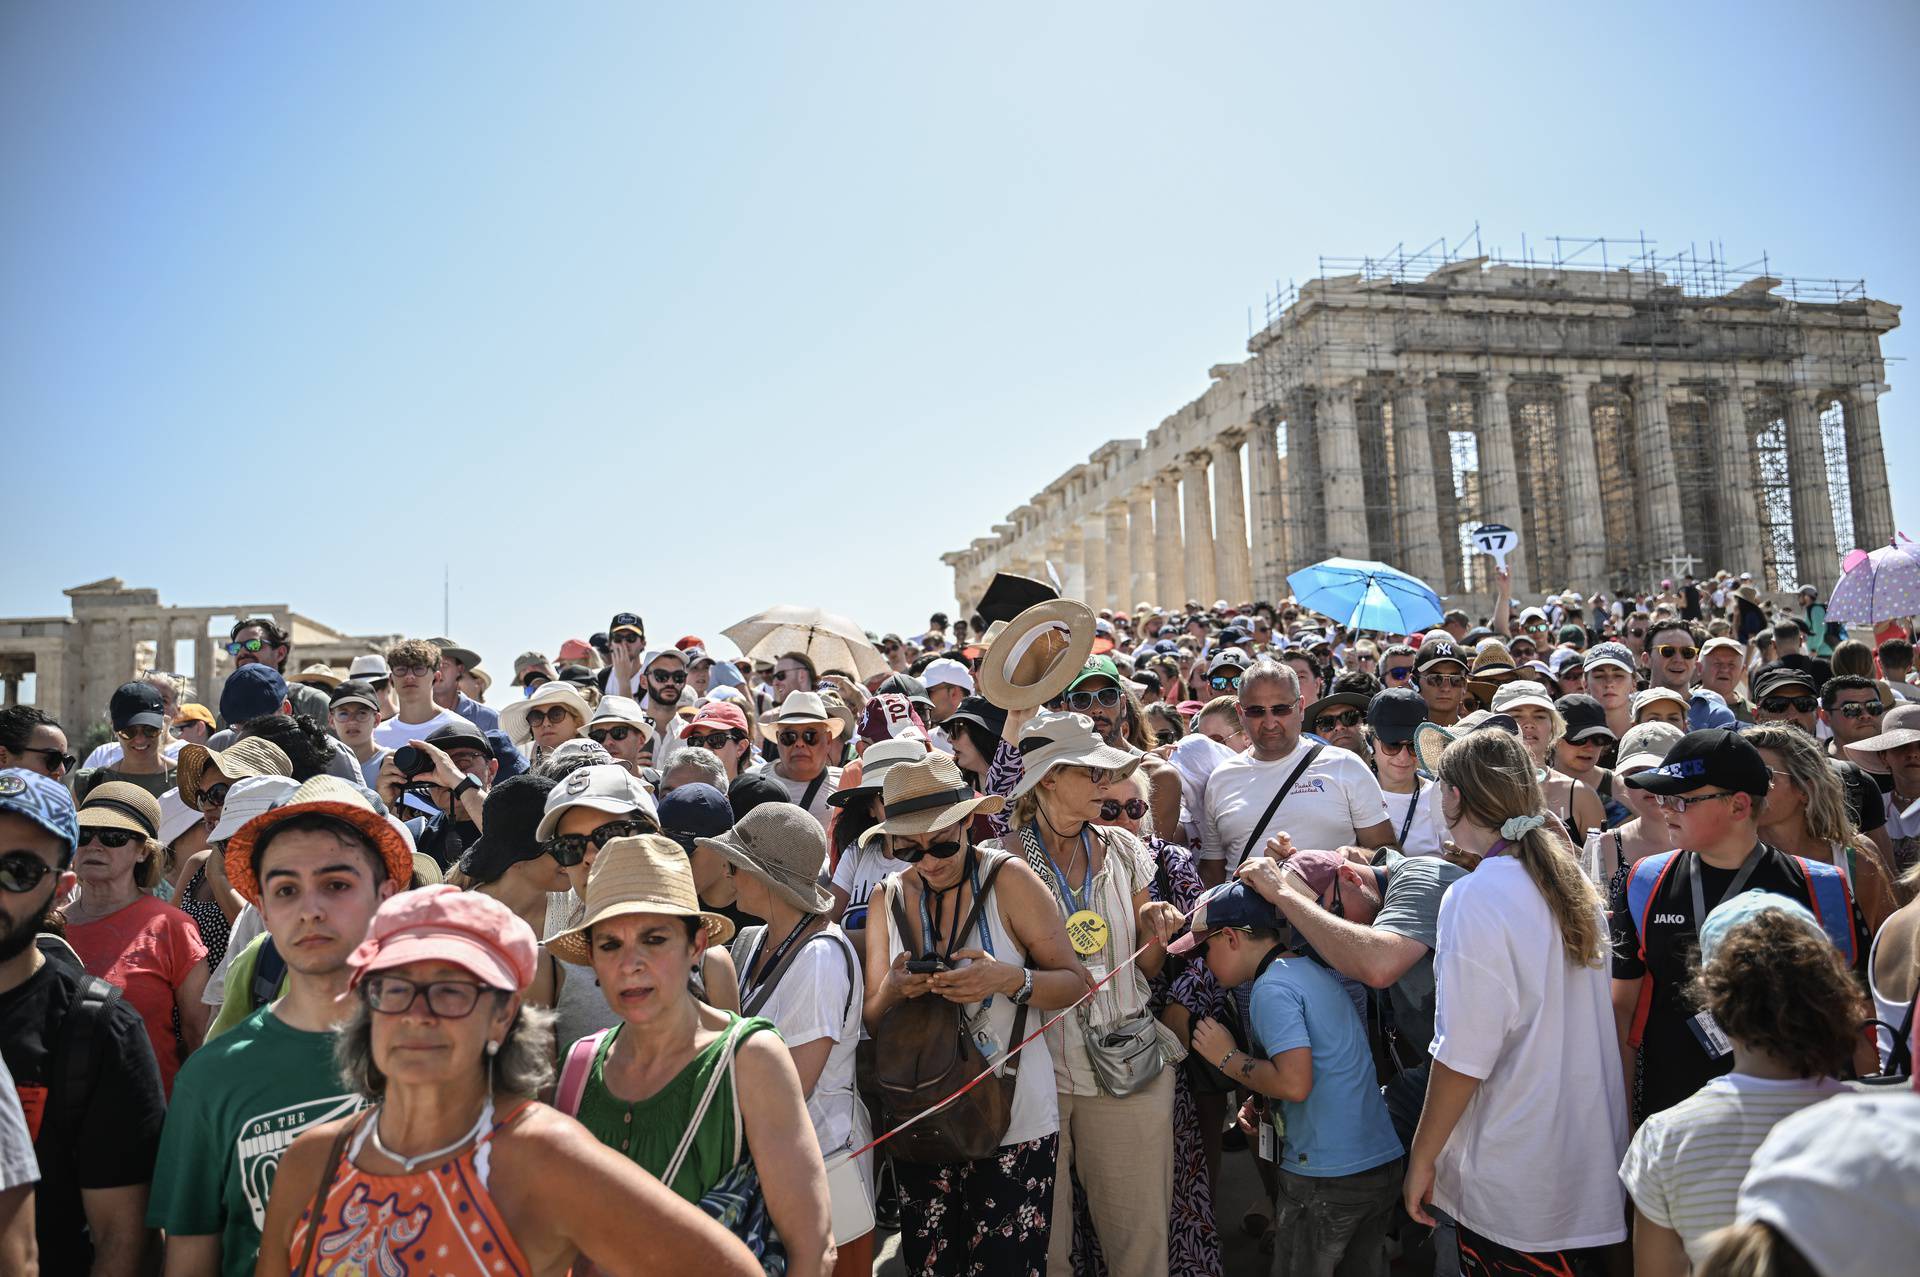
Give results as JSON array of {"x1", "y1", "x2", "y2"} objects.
[{"x1": 1200, "y1": 738, "x2": 1389, "y2": 871}]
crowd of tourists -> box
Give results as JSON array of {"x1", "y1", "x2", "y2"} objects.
[{"x1": 1, "y1": 579, "x2": 1917, "y2": 1277}]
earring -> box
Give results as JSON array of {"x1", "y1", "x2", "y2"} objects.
[{"x1": 486, "y1": 1040, "x2": 500, "y2": 1057}]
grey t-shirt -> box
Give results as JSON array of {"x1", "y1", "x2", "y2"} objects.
[
  {"x1": 0, "y1": 1054, "x2": 38, "y2": 1192},
  {"x1": 1371, "y1": 848, "x2": 1466, "y2": 1055}
]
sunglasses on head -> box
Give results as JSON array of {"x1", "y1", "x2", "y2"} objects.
[
  {"x1": 1760, "y1": 695, "x2": 1818, "y2": 714},
  {"x1": 1099, "y1": 797, "x2": 1148, "y2": 821},
  {"x1": 778, "y1": 728, "x2": 827, "y2": 747},
  {"x1": 894, "y1": 837, "x2": 964, "y2": 864},
  {"x1": 226, "y1": 638, "x2": 268, "y2": 656},
  {"x1": 589, "y1": 726, "x2": 641, "y2": 744},
  {"x1": 0, "y1": 851, "x2": 56, "y2": 893},
  {"x1": 1063, "y1": 686, "x2": 1123, "y2": 711},
  {"x1": 79, "y1": 827, "x2": 142, "y2": 849},
  {"x1": 1313, "y1": 709, "x2": 1364, "y2": 733},
  {"x1": 542, "y1": 818, "x2": 648, "y2": 866},
  {"x1": 686, "y1": 730, "x2": 744, "y2": 751},
  {"x1": 525, "y1": 706, "x2": 578, "y2": 728},
  {"x1": 649, "y1": 668, "x2": 687, "y2": 684}
]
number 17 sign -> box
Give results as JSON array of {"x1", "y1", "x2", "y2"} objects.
[{"x1": 1470, "y1": 523, "x2": 1520, "y2": 569}]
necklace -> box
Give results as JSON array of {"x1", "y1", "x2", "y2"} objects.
[{"x1": 369, "y1": 1097, "x2": 492, "y2": 1173}]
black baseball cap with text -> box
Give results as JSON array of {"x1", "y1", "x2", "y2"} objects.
[
  {"x1": 1623, "y1": 727, "x2": 1769, "y2": 799},
  {"x1": 608, "y1": 613, "x2": 645, "y2": 640}
]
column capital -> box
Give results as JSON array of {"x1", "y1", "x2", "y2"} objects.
[
  {"x1": 1214, "y1": 426, "x2": 1247, "y2": 450},
  {"x1": 1184, "y1": 448, "x2": 1212, "y2": 469},
  {"x1": 1559, "y1": 371, "x2": 1600, "y2": 392}
]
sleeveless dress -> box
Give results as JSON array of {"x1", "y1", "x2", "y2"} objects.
[
  {"x1": 288, "y1": 1097, "x2": 534, "y2": 1277},
  {"x1": 177, "y1": 862, "x2": 231, "y2": 971}
]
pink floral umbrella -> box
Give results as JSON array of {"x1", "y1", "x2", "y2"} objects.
[{"x1": 1825, "y1": 533, "x2": 1920, "y2": 624}]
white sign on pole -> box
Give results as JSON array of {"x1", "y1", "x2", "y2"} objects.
[{"x1": 1470, "y1": 523, "x2": 1521, "y2": 569}]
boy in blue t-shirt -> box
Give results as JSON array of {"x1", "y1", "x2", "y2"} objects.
[{"x1": 1180, "y1": 881, "x2": 1405, "y2": 1277}]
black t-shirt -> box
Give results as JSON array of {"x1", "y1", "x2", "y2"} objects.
[
  {"x1": 1610, "y1": 843, "x2": 1869, "y2": 1121},
  {"x1": 1834, "y1": 759, "x2": 1888, "y2": 835},
  {"x1": 410, "y1": 812, "x2": 479, "y2": 871},
  {"x1": 0, "y1": 949, "x2": 166, "y2": 1274}
]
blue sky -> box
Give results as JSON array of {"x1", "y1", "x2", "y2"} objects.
[{"x1": 5, "y1": 2, "x2": 1917, "y2": 697}]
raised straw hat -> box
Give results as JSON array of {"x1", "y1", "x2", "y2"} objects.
[{"x1": 975, "y1": 599, "x2": 1095, "y2": 711}]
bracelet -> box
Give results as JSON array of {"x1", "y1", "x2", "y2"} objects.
[{"x1": 1218, "y1": 1048, "x2": 1235, "y2": 1070}]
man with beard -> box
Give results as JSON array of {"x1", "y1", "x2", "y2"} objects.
[
  {"x1": 1053, "y1": 655, "x2": 1182, "y2": 842},
  {"x1": 224, "y1": 618, "x2": 330, "y2": 725},
  {"x1": 0, "y1": 769, "x2": 165, "y2": 1277},
  {"x1": 638, "y1": 647, "x2": 691, "y2": 771},
  {"x1": 148, "y1": 777, "x2": 407, "y2": 1277}
]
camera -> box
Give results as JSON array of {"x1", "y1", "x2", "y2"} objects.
[{"x1": 393, "y1": 745, "x2": 432, "y2": 779}]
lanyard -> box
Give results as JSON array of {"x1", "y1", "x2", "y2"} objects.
[
  {"x1": 917, "y1": 849, "x2": 997, "y2": 1007},
  {"x1": 1687, "y1": 845, "x2": 1764, "y2": 931},
  {"x1": 738, "y1": 913, "x2": 818, "y2": 1006},
  {"x1": 1035, "y1": 824, "x2": 1096, "y2": 915},
  {"x1": 1397, "y1": 780, "x2": 1425, "y2": 849}
]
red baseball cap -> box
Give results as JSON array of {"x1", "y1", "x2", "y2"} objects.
[
  {"x1": 557, "y1": 637, "x2": 594, "y2": 663},
  {"x1": 675, "y1": 635, "x2": 705, "y2": 651},
  {"x1": 679, "y1": 701, "x2": 749, "y2": 738}
]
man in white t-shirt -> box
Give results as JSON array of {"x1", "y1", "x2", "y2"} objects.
[
  {"x1": 372, "y1": 639, "x2": 465, "y2": 751},
  {"x1": 1198, "y1": 661, "x2": 1393, "y2": 887},
  {"x1": 751, "y1": 691, "x2": 843, "y2": 828}
]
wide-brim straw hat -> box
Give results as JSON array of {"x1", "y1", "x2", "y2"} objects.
[
  {"x1": 499, "y1": 681, "x2": 592, "y2": 743},
  {"x1": 224, "y1": 776, "x2": 417, "y2": 905},
  {"x1": 1007, "y1": 708, "x2": 1142, "y2": 800},
  {"x1": 77, "y1": 781, "x2": 163, "y2": 840},
  {"x1": 976, "y1": 599, "x2": 1095, "y2": 711},
  {"x1": 1845, "y1": 703, "x2": 1920, "y2": 774},
  {"x1": 858, "y1": 751, "x2": 1005, "y2": 845},
  {"x1": 759, "y1": 691, "x2": 845, "y2": 744},
  {"x1": 177, "y1": 736, "x2": 295, "y2": 808},
  {"x1": 694, "y1": 801, "x2": 835, "y2": 914},
  {"x1": 547, "y1": 833, "x2": 734, "y2": 964},
  {"x1": 1413, "y1": 721, "x2": 1458, "y2": 778},
  {"x1": 293, "y1": 664, "x2": 345, "y2": 689}
]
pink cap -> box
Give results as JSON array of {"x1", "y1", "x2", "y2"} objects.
[
  {"x1": 347, "y1": 885, "x2": 539, "y2": 993},
  {"x1": 1280, "y1": 849, "x2": 1345, "y2": 897},
  {"x1": 557, "y1": 637, "x2": 593, "y2": 663},
  {"x1": 859, "y1": 693, "x2": 927, "y2": 744},
  {"x1": 680, "y1": 701, "x2": 749, "y2": 738}
]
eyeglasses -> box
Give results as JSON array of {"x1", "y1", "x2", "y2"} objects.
[
  {"x1": 1759, "y1": 695, "x2": 1818, "y2": 715},
  {"x1": 541, "y1": 818, "x2": 648, "y2": 867},
  {"x1": 894, "y1": 838, "x2": 963, "y2": 864},
  {"x1": 79, "y1": 828, "x2": 141, "y2": 850},
  {"x1": 0, "y1": 852, "x2": 56, "y2": 894},
  {"x1": 1654, "y1": 790, "x2": 1743, "y2": 813},
  {"x1": 226, "y1": 638, "x2": 269, "y2": 656},
  {"x1": 1313, "y1": 709, "x2": 1364, "y2": 734},
  {"x1": 1099, "y1": 797, "x2": 1148, "y2": 821},
  {"x1": 1655, "y1": 645, "x2": 1698, "y2": 661},
  {"x1": 14, "y1": 747, "x2": 74, "y2": 776},
  {"x1": 1063, "y1": 687, "x2": 1123, "y2": 711},
  {"x1": 777, "y1": 728, "x2": 827, "y2": 747},
  {"x1": 1626, "y1": 628, "x2": 1649, "y2": 639},
  {"x1": 196, "y1": 781, "x2": 231, "y2": 809},
  {"x1": 590, "y1": 726, "x2": 642, "y2": 744},
  {"x1": 1240, "y1": 702, "x2": 1296, "y2": 720},
  {"x1": 1419, "y1": 673, "x2": 1468, "y2": 690},
  {"x1": 649, "y1": 668, "x2": 688, "y2": 684},
  {"x1": 117, "y1": 726, "x2": 161, "y2": 742},
  {"x1": 361, "y1": 974, "x2": 497, "y2": 1018},
  {"x1": 525, "y1": 706, "x2": 578, "y2": 728},
  {"x1": 1374, "y1": 738, "x2": 1415, "y2": 755},
  {"x1": 686, "y1": 730, "x2": 743, "y2": 751},
  {"x1": 1836, "y1": 701, "x2": 1886, "y2": 719},
  {"x1": 391, "y1": 664, "x2": 432, "y2": 679},
  {"x1": 1209, "y1": 674, "x2": 1242, "y2": 692},
  {"x1": 1384, "y1": 666, "x2": 1414, "y2": 682}
]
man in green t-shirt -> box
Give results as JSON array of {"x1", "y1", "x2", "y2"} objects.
[{"x1": 148, "y1": 778, "x2": 408, "y2": 1277}]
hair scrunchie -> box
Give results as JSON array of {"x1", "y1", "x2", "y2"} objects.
[{"x1": 1499, "y1": 814, "x2": 1547, "y2": 840}]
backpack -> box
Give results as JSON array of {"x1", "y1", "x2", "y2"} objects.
[
  {"x1": 250, "y1": 936, "x2": 288, "y2": 1012},
  {"x1": 871, "y1": 852, "x2": 1029, "y2": 1164},
  {"x1": 1624, "y1": 850, "x2": 1856, "y2": 1049},
  {"x1": 35, "y1": 935, "x2": 124, "y2": 1144}
]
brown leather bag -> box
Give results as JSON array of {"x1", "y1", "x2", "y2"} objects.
[{"x1": 873, "y1": 852, "x2": 1030, "y2": 1164}]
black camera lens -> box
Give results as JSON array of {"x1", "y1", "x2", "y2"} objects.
[{"x1": 393, "y1": 745, "x2": 430, "y2": 778}]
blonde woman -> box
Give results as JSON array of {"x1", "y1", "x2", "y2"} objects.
[
  {"x1": 1404, "y1": 728, "x2": 1628, "y2": 1275},
  {"x1": 1490, "y1": 683, "x2": 1606, "y2": 840},
  {"x1": 1745, "y1": 723, "x2": 1900, "y2": 935}
]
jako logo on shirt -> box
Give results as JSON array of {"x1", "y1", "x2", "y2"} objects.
[
  {"x1": 237, "y1": 1092, "x2": 366, "y2": 1226},
  {"x1": 1651, "y1": 913, "x2": 1688, "y2": 925}
]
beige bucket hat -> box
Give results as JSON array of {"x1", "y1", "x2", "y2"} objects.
[
  {"x1": 547, "y1": 833, "x2": 735, "y2": 965},
  {"x1": 694, "y1": 802, "x2": 835, "y2": 914},
  {"x1": 1006, "y1": 708, "x2": 1141, "y2": 800},
  {"x1": 858, "y1": 751, "x2": 1005, "y2": 845},
  {"x1": 975, "y1": 600, "x2": 1095, "y2": 711},
  {"x1": 499, "y1": 681, "x2": 592, "y2": 744}
]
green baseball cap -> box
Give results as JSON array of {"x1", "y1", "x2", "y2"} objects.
[{"x1": 1066, "y1": 655, "x2": 1122, "y2": 693}]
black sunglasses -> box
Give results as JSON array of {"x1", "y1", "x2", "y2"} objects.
[
  {"x1": 1313, "y1": 709, "x2": 1364, "y2": 733},
  {"x1": 1760, "y1": 695, "x2": 1818, "y2": 714},
  {"x1": 778, "y1": 728, "x2": 827, "y2": 747},
  {"x1": 197, "y1": 781, "x2": 231, "y2": 809},
  {"x1": 894, "y1": 838, "x2": 964, "y2": 864},
  {"x1": 542, "y1": 818, "x2": 648, "y2": 866},
  {"x1": 0, "y1": 851, "x2": 56, "y2": 894},
  {"x1": 525, "y1": 706, "x2": 578, "y2": 728},
  {"x1": 79, "y1": 827, "x2": 142, "y2": 849},
  {"x1": 649, "y1": 668, "x2": 688, "y2": 684},
  {"x1": 589, "y1": 726, "x2": 642, "y2": 744},
  {"x1": 1099, "y1": 797, "x2": 1148, "y2": 821},
  {"x1": 15, "y1": 747, "x2": 74, "y2": 776},
  {"x1": 686, "y1": 730, "x2": 744, "y2": 751}
]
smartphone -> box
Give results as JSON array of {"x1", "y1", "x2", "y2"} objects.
[{"x1": 905, "y1": 956, "x2": 948, "y2": 975}]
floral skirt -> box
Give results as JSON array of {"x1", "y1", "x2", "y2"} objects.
[{"x1": 894, "y1": 1133, "x2": 1058, "y2": 1277}]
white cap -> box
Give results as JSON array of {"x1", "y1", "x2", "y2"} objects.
[
  {"x1": 534, "y1": 763, "x2": 659, "y2": 842},
  {"x1": 922, "y1": 658, "x2": 975, "y2": 693},
  {"x1": 209, "y1": 775, "x2": 301, "y2": 842},
  {"x1": 1736, "y1": 1092, "x2": 1920, "y2": 1277},
  {"x1": 348, "y1": 654, "x2": 391, "y2": 680}
]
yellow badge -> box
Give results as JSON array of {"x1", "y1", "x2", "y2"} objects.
[{"x1": 1065, "y1": 909, "x2": 1110, "y2": 956}]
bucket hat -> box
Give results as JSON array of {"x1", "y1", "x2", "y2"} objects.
[
  {"x1": 694, "y1": 801, "x2": 835, "y2": 914},
  {"x1": 547, "y1": 833, "x2": 735, "y2": 963},
  {"x1": 512, "y1": 652, "x2": 557, "y2": 687},
  {"x1": 206, "y1": 775, "x2": 300, "y2": 842},
  {"x1": 499, "y1": 681, "x2": 592, "y2": 744},
  {"x1": 1006, "y1": 709, "x2": 1141, "y2": 800}
]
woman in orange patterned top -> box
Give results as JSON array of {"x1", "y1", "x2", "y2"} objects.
[{"x1": 257, "y1": 884, "x2": 759, "y2": 1277}]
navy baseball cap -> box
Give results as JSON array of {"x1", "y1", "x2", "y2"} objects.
[
  {"x1": 110, "y1": 680, "x2": 167, "y2": 731},
  {"x1": 1168, "y1": 881, "x2": 1282, "y2": 954},
  {"x1": 0, "y1": 768, "x2": 79, "y2": 863},
  {"x1": 657, "y1": 783, "x2": 733, "y2": 851},
  {"x1": 220, "y1": 664, "x2": 287, "y2": 724},
  {"x1": 1367, "y1": 688, "x2": 1429, "y2": 744}
]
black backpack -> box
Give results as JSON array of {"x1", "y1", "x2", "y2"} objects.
[{"x1": 34, "y1": 935, "x2": 124, "y2": 1143}]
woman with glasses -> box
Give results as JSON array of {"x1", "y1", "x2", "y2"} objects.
[
  {"x1": 0, "y1": 705, "x2": 72, "y2": 781},
  {"x1": 260, "y1": 884, "x2": 764, "y2": 1277},
  {"x1": 73, "y1": 680, "x2": 177, "y2": 802},
  {"x1": 680, "y1": 701, "x2": 756, "y2": 782},
  {"x1": 1369, "y1": 689, "x2": 1444, "y2": 858},
  {"x1": 1746, "y1": 724, "x2": 1900, "y2": 935},
  {"x1": 64, "y1": 782, "x2": 210, "y2": 1095},
  {"x1": 500, "y1": 680, "x2": 592, "y2": 769}
]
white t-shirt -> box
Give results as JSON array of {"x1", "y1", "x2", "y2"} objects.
[
  {"x1": 373, "y1": 707, "x2": 465, "y2": 751},
  {"x1": 1618, "y1": 1073, "x2": 1847, "y2": 1263},
  {"x1": 1381, "y1": 780, "x2": 1444, "y2": 858},
  {"x1": 1429, "y1": 856, "x2": 1628, "y2": 1252},
  {"x1": 832, "y1": 843, "x2": 911, "y2": 936},
  {"x1": 753, "y1": 762, "x2": 843, "y2": 829},
  {"x1": 1200, "y1": 739, "x2": 1389, "y2": 870}
]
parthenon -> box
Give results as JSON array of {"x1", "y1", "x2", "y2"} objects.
[{"x1": 942, "y1": 237, "x2": 1898, "y2": 616}]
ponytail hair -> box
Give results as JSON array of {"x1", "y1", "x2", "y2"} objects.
[{"x1": 1436, "y1": 728, "x2": 1606, "y2": 967}]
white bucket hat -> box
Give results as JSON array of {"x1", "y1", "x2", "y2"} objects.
[{"x1": 1007, "y1": 709, "x2": 1141, "y2": 800}]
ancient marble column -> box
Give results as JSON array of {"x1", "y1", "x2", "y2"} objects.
[
  {"x1": 1846, "y1": 385, "x2": 1895, "y2": 550},
  {"x1": 1079, "y1": 517, "x2": 1108, "y2": 610},
  {"x1": 1706, "y1": 380, "x2": 1765, "y2": 578},
  {"x1": 1211, "y1": 433, "x2": 1254, "y2": 605},
  {"x1": 1390, "y1": 378, "x2": 1446, "y2": 589},
  {"x1": 1631, "y1": 377, "x2": 1688, "y2": 578},
  {"x1": 1784, "y1": 388, "x2": 1839, "y2": 587},
  {"x1": 1558, "y1": 374, "x2": 1609, "y2": 587},
  {"x1": 1153, "y1": 472, "x2": 1186, "y2": 606},
  {"x1": 1246, "y1": 420, "x2": 1285, "y2": 599},
  {"x1": 1317, "y1": 380, "x2": 1368, "y2": 558},
  {"x1": 1283, "y1": 394, "x2": 1322, "y2": 566},
  {"x1": 1104, "y1": 504, "x2": 1131, "y2": 613},
  {"x1": 1054, "y1": 531, "x2": 1083, "y2": 603},
  {"x1": 1182, "y1": 452, "x2": 1218, "y2": 605},
  {"x1": 1128, "y1": 487, "x2": 1156, "y2": 608},
  {"x1": 1477, "y1": 375, "x2": 1530, "y2": 596}
]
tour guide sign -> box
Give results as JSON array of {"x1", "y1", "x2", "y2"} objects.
[{"x1": 1470, "y1": 523, "x2": 1520, "y2": 570}]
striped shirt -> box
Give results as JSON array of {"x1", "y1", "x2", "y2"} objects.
[{"x1": 1618, "y1": 1073, "x2": 1848, "y2": 1262}]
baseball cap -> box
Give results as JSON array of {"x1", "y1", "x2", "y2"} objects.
[
  {"x1": 1687, "y1": 688, "x2": 1739, "y2": 731},
  {"x1": 1066, "y1": 655, "x2": 1123, "y2": 693},
  {"x1": 727, "y1": 772, "x2": 790, "y2": 821},
  {"x1": 1091, "y1": 618, "x2": 1117, "y2": 656},
  {"x1": 1582, "y1": 642, "x2": 1635, "y2": 675},
  {"x1": 1167, "y1": 881, "x2": 1282, "y2": 955},
  {"x1": 1366, "y1": 688, "x2": 1428, "y2": 743},
  {"x1": 1631, "y1": 687, "x2": 1690, "y2": 718},
  {"x1": 1699, "y1": 636, "x2": 1743, "y2": 662},
  {"x1": 1209, "y1": 648, "x2": 1252, "y2": 676},
  {"x1": 1549, "y1": 648, "x2": 1585, "y2": 678},
  {"x1": 922, "y1": 658, "x2": 975, "y2": 693},
  {"x1": 220, "y1": 664, "x2": 287, "y2": 725},
  {"x1": 943, "y1": 694, "x2": 1008, "y2": 741},
  {"x1": 0, "y1": 768, "x2": 78, "y2": 862},
  {"x1": 534, "y1": 763, "x2": 659, "y2": 843},
  {"x1": 608, "y1": 613, "x2": 645, "y2": 639},
  {"x1": 173, "y1": 703, "x2": 217, "y2": 730},
  {"x1": 1413, "y1": 640, "x2": 1467, "y2": 672},
  {"x1": 347, "y1": 883, "x2": 540, "y2": 994},
  {"x1": 680, "y1": 701, "x2": 749, "y2": 740},
  {"x1": 1624, "y1": 728, "x2": 1770, "y2": 798},
  {"x1": 556, "y1": 638, "x2": 594, "y2": 664},
  {"x1": 674, "y1": 635, "x2": 705, "y2": 652},
  {"x1": 1752, "y1": 663, "x2": 1818, "y2": 702},
  {"x1": 856, "y1": 693, "x2": 926, "y2": 745},
  {"x1": 511, "y1": 652, "x2": 557, "y2": 687},
  {"x1": 1615, "y1": 721, "x2": 1685, "y2": 774},
  {"x1": 876, "y1": 672, "x2": 933, "y2": 714},
  {"x1": 1553, "y1": 694, "x2": 1615, "y2": 743},
  {"x1": 1556, "y1": 624, "x2": 1586, "y2": 646},
  {"x1": 423, "y1": 718, "x2": 492, "y2": 760},
  {"x1": 110, "y1": 681, "x2": 167, "y2": 731},
  {"x1": 656, "y1": 782, "x2": 734, "y2": 851},
  {"x1": 329, "y1": 680, "x2": 381, "y2": 715}
]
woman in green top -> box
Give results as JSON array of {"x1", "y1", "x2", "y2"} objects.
[{"x1": 549, "y1": 832, "x2": 834, "y2": 1277}]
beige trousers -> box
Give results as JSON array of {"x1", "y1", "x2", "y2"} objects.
[{"x1": 1046, "y1": 1065, "x2": 1175, "y2": 1277}]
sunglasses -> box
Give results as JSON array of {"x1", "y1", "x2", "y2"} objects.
[
  {"x1": 1524, "y1": 622, "x2": 1551, "y2": 634},
  {"x1": 1836, "y1": 701, "x2": 1886, "y2": 719},
  {"x1": 1759, "y1": 695, "x2": 1818, "y2": 714},
  {"x1": 1653, "y1": 790, "x2": 1742, "y2": 813},
  {"x1": 612, "y1": 628, "x2": 644, "y2": 644},
  {"x1": 1420, "y1": 673, "x2": 1468, "y2": 690},
  {"x1": 649, "y1": 668, "x2": 688, "y2": 684},
  {"x1": 1313, "y1": 709, "x2": 1364, "y2": 734},
  {"x1": 1374, "y1": 738, "x2": 1415, "y2": 755},
  {"x1": 226, "y1": 638, "x2": 269, "y2": 656},
  {"x1": 541, "y1": 818, "x2": 648, "y2": 867},
  {"x1": 894, "y1": 838, "x2": 964, "y2": 864},
  {"x1": 15, "y1": 746, "x2": 74, "y2": 775},
  {"x1": 1655, "y1": 644, "x2": 1698, "y2": 661},
  {"x1": 777, "y1": 728, "x2": 827, "y2": 747},
  {"x1": 686, "y1": 730, "x2": 744, "y2": 751},
  {"x1": 1099, "y1": 797, "x2": 1148, "y2": 821},
  {"x1": 1240, "y1": 702, "x2": 1296, "y2": 720},
  {"x1": 0, "y1": 851, "x2": 56, "y2": 893},
  {"x1": 117, "y1": 726, "x2": 161, "y2": 741},
  {"x1": 1209, "y1": 674, "x2": 1242, "y2": 692},
  {"x1": 79, "y1": 827, "x2": 141, "y2": 850},
  {"x1": 1063, "y1": 687, "x2": 1123, "y2": 711},
  {"x1": 1626, "y1": 628, "x2": 1649, "y2": 639},
  {"x1": 197, "y1": 781, "x2": 231, "y2": 809},
  {"x1": 362, "y1": 974, "x2": 497, "y2": 1018},
  {"x1": 589, "y1": 726, "x2": 642, "y2": 744},
  {"x1": 1384, "y1": 666, "x2": 1415, "y2": 682},
  {"x1": 772, "y1": 669, "x2": 806, "y2": 683},
  {"x1": 525, "y1": 706, "x2": 579, "y2": 728}
]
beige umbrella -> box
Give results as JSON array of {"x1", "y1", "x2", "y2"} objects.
[{"x1": 721, "y1": 604, "x2": 890, "y2": 683}]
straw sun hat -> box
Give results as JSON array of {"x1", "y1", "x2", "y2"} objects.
[
  {"x1": 975, "y1": 599, "x2": 1096, "y2": 711},
  {"x1": 857, "y1": 751, "x2": 1005, "y2": 846},
  {"x1": 547, "y1": 833, "x2": 735, "y2": 965}
]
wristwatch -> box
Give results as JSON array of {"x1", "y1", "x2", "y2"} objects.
[
  {"x1": 1012, "y1": 967, "x2": 1034, "y2": 1005},
  {"x1": 451, "y1": 775, "x2": 480, "y2": 802}
]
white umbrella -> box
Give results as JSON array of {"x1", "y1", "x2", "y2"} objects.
[{"x1": 721, "y1": 605, "x2": 890, "y2": 683}]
